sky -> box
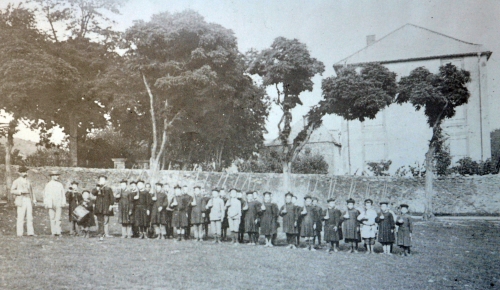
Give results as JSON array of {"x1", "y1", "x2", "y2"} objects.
[{"x1": 2, "y1": 0, "x2": 500, "y2": 143}]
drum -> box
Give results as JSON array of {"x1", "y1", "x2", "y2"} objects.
[{"x1": 72, "y1": 205, "x2": 90, "y2": 222}]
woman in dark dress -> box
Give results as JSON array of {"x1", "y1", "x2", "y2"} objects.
[
  {"x1": 376, "y1": 201, "x2": 395, "y2": 255},
  {"x1": 259, "y1": 192, "x2": 279, "y2": 247},
  {"x1": 323, "y1": 198, "x2": 344, "y2": 253}
]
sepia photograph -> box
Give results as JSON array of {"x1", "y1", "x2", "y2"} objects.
[{"x1": 0, "y1": 0, "x2": 499, "y2": 289}]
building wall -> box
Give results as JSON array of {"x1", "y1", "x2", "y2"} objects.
[
  {"x1": 1, "y1": 166, "x2": 499, "y2": 215},
  {"x1": 341, "y1": 55, "x2": 491, "y2": 175}
]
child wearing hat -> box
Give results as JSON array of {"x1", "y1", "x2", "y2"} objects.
[
  {"x1": 150, "y1": 182, "x2": 168, "y2": 239},
  {"x1": 190, "y1": 185, "x2": 206, "y2": 242},
  {"x1": 312, "y1": 197, "x2": 323, "y2": 248},
  {"x1": 66, "y1": 181, "x2": 82, "y2": 236},
  {"x1": 116, "y1": 180, "x2": 134, "y2": 238},
  {"x1": 343, "y1": 198, "x2": 361, "y2": 253},
  {"x1": 357, "y1": 199, "x2": 378, "y2": 254},
  {"x1": 206, "y1": 188, "x2": 225, "y2": 243},
  {"x1": 300, "y1": 195, "x2": 319, "y2": 251},
  {"x1": 292, "y1": 195, "x2": 302, "y2": 247},
  {"x1": 280, "y1": 192, "x2": 299, "y2": 249},
  {"x1": 170, "y1": 185, "x2": 190, "y2": 241},
  {"x1": 238, "y1": 192, "x2": 247, "y2": 243},
  {"x1": 133, "y1": 180, "x2": 152, "y2": 239},
  {"x1": 163, "y1": 183, "x2": 174, "y2": 239},
  {"x1": 259, "y1": 192, "x2": 279, "y2": 247},
  {"x1": 225, "y1": 188, "x2": 242, "y2": 245},
  {"x1": 91, "y1": 175, "x2": 115, "y2": 240},
  {"x1": 78, "y1": 190, "x2": 96, "y2": 238},
  {"x1": 396, "y1": 204, "x2": 413, "y2": 256},
  {"x1": 243, "y1": 191, "x2": 261, "y2": 245},
  {"x1": 376, "y1": 201, "x2": 396, "y2": 255},
  {"x1": 323, "y1": 198, "x2": 344, "y2": 253}
]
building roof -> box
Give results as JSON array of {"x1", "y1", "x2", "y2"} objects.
[
  {"x1": 334, "y1": 24, "x2": 492, "y2": 69},
  {"x1": 266, "y1": 120, "x2": 340, "y2": 147}
]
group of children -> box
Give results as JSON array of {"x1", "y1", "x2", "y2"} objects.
[{"x1": 67, "y1": 178, "x2": 414, "y2": 256}]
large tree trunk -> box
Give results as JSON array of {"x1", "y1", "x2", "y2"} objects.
[
  {"x1": 423, "y1": 145, "x2": 436, "y2": 220},
  {"x1": 282, "y1": 161, "x2": 292, "y2": 192},
  {"x1": 69, "y1": 113, "x2": 78, "y2": 167},
  {"x1": 5, "y1": 121, "x2": 16, "y2": 204}
]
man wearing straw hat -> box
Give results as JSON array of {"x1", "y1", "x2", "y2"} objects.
[
  {"x1": 43, "y1": 170, "x2": 67, "y2": 237},
  {"x1": 11, "y1": 165, "x2": 37, "y2": 237}
]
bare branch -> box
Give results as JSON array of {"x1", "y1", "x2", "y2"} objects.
[{"x1": 142, "y1": 72, "x2": 158, "y2": 160}]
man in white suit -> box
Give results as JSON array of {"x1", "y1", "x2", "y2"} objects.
[{"x1": 43, "y1": 171, "x2": 67, "y2": 236}]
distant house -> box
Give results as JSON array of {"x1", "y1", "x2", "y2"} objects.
[
  {"x1": 333, "y1": 24, "x2": 492, "y2": 175},
  {"x1": 266, "y1": 120, "x2": 342, "y2": 175}
]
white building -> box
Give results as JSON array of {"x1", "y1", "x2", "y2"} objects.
[{"x1": 333, "y1": 24, "x2": 492, "y2": 175}]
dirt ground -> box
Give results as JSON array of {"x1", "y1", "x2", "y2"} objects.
[{"x1": 0, "y1": 206, "x2": 498, "y2": 290}]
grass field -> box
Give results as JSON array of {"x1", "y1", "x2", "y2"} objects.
[{"x1": 0, "y1": 206, "x2": 498, "y2": 290}]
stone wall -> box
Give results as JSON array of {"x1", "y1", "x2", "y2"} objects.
[{"x1": 1, "y1": 166, "x2": 499, "y2": 215}]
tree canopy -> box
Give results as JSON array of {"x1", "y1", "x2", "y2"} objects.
[{"x1": 113, "y1": 10, "x2": 269, "y2": 170}]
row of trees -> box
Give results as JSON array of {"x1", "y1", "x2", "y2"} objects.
[{"x1": 0, "y1": 2, "x2": 473, "y2": 219}]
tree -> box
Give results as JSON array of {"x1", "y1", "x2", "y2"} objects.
[
  {"x1": 120, "y1": 10, "x2": 268, "y2": 182},
  {"x1": 246, "y1": 37, "x2": 325, "y2": 189},
  {"x1": 21, "y1": 0, "x2": 126, "y2": 166},
  {"x1": 397, "y1": 63, "x2": 471, "y2": 220}
]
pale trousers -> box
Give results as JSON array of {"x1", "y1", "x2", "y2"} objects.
[
  {"x1": 48, "y1": 207, "x2": 62, "y2": 235},
  {"x1": 211, "y1": 220, "x2": 221, "y2": 236},
  {"x1": 16, "y1": 196, "x2": 34, "y2": 236}
]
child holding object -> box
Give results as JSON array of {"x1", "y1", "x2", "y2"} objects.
[
  {"x1": 78, "y1": 190, "x2": 95, "y2": 238},
  {"x1": 206, "y1": 188, "x2": 225, "y2": 243},
  {"x1": 376, "y1": 201, "x2": 396, "y2": 255},
  {"x1": 342, "y1": 198, "x2": 361, "y2": 253},
  {"x1": 396, "y1": 204, "x2": 413, "y2": 256},
  {"x1": 259, "y1": 192, "x2": 279, "y2": 247},
  {"x1": 225, "y1": 188, "x2": 242, "y2": 245},
  {"x1": 357, "y1": 199, "x2": 378, "y2": 254},
  {"x1": 323, "y1": 198, "x2": 343, "y2": 253},
  {"x1": 279, "y1": 192, "x2": 299, "y2": 249},
  {"x1": 300, "y1": 195, "x2": 319, "y2": 251}
]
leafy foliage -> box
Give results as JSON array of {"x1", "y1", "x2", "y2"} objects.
[
  {"x1": 118, "y1": 10, "x2": 269, "y2": 170},
  {"x1": 450, "y1": 157, "x2": 498, "y2": 176},
  {"x1": 24, "y1": 147, "x2": 72, "y2": 167},
  {"x1": 236, "y1": 148, "x2": 328, "y2": 174},
  {"x1": 397, "y1": 64, "x2": 471, "y2": 128},
  {"x1": 366, "y1": 160, "x2": 392, "y2": 176},
  {"x1": 246, "y1": 37, "x2": 324, "y2": 172},
  {"x1": 321, "y1": 63, "x2": 397, "y2": 121}
]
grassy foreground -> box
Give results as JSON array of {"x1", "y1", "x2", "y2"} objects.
[{"x1": 0, "y1": 206, "x2": 498, "y2": 290}]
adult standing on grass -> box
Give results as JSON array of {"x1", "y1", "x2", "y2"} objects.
[
  {"x1": 43, "y1": 171, "x2": 67, "y2": 237},
  {"x1": 91, "y1": 175, "x2": 115, "y2": 241},
  {"x1": 11, "y1": 165, "x2": 37, "y2": 237}
]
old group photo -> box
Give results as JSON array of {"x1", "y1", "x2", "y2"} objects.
[{"x1": 0, "y1": 0, "x2": 499, "y2": 289}]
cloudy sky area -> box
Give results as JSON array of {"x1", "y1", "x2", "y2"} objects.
[{"x1": 4, "y1": 0, "x2": 500, "y2": 143}]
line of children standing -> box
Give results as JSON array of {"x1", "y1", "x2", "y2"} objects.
[{"x1": 71, "y1": 177, "x2": 413, "y2": 256}]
